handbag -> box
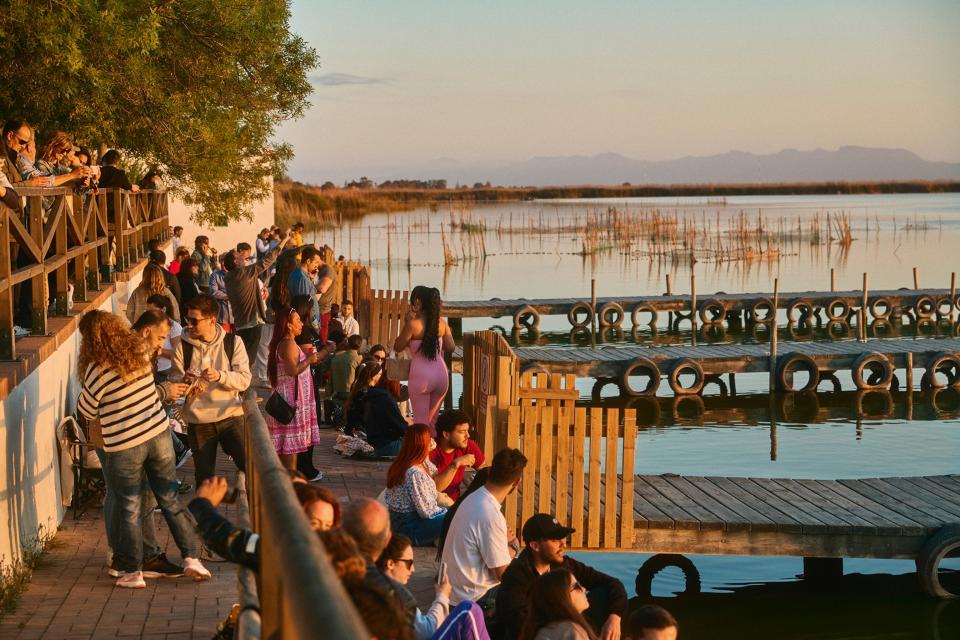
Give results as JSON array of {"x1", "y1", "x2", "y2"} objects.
[{"x1": 264, "y1": 348, "x2": 301, "y2": 425}]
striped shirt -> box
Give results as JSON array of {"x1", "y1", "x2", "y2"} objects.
[{"x1": 77, "y1": 363, "x2": 168, "y2": 452}]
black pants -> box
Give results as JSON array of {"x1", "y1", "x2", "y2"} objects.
[
  {"x1": 236, "y1": 325, "x2": 262, "y2": 367},
  {"x1": 187, "y1": 415, "x2": 246, "y2": 486}
]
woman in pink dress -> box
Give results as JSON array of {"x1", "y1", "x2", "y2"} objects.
[
  {"x1": 266, "y1": 307, "x2": 323, "y2": 470},
  {"x1": 395, "y1": 286, "x2": 456, "y2": 433}
]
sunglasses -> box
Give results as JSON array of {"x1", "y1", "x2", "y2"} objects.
[
  {"x1": 372, "y1": 354, "x2": 386, "y2": 361},
  {"x1": 570, "y1": 581, "x2": 585, "y2": 593},
  {"x1": 16, "y1": 137, "x2": 29, "y2": 147},
  {"x1": 396, "y1": 558, "x2": 414, "y2": 569},
  {"x1": 184, "y1": 316, "x2": 208, "y2": 326}
]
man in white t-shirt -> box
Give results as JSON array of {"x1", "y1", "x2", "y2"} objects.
[{"x1": 441, "y1": 447, "x2": 527, "y2": 607}]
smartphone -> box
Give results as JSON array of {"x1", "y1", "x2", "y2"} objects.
[{"x1": 437, "y1": 561, "x2": 447, "y2": 584}]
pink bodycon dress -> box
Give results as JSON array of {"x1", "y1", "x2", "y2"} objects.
[{"x1": 407, "y1": 338, "x2": 448, "y2": 432}]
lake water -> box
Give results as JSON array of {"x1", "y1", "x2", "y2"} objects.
[{"x1": 312, "y1": 193, "x2": 960, "y2": 638}]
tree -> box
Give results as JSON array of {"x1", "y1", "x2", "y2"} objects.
[{"x1": 0, "y1": 0, "x2": 317, "y2": 226}]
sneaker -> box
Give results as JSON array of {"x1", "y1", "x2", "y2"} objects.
[
  {"x1": 308, "y1": 470, "x2": 323, "y2": 482},
  {"x1": 107, "y1": 559, "x2": 122, "y2": 578},
  {"x1": 141, "y1": 553, "x2": 184, "y2": 578},
  {"x1": 115, "y1": 571, "x2": 146, "y2": 589},
  {"x1": 184, "y1": 557, "x2": 211, "y2": 581},
  {"x1": 175, "y1": 446, "x2": 193, "y2": 469}
]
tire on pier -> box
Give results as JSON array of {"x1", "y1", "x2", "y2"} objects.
[
  {"x1": 817, "y1": 370, "x2": 842, "y2": 393},
  {"x1": 619, "y1": 357, "x2": 660, "y2": 397},
  {"x1": 568, "y1": 301, "x2": 594, "y2": 328},
  {"x1": 591, "y1": 377, "x2": 620, "y2": 403},
  {"x1": 698, "y1": 298, "x2": 726, "y2": 324},
  {"x1": 914, "y1": 294, "x2": 937, "y2": 320},
  {"x1": 851, "y1": 352, "x2": 894, "y2": 390},
  {"x1": 921, "y1": 352, "x2": 960, "y2": 390},
  {"x1": 936, "y1": 297, "x2": 954, "y2": 318},
  {"x1": 916, "y1": 525, "x2": 960, "y2": 598},
  {"x1": 776, "y1": 353, "x2": 820, "y2": 393},
  {"x1": 826, "y1": 298, "x2": 851, "y2": 321},
  {"x1": 667, "y1": 359, "x2": 705, "y2": 396},
  {"x1": 512, "y1": 305, "x2": 541, "y2": 330},
  {"x1": 635, "y1": 554, "x2": 702, "y2": 599},
  {"x1": 702, "y1": 374, "x2": 728, "y2": 397},
  {"x1": 787, "y1": 298, "x2": 815, "y2": 323},
  {"x1": 598, "y1": 302, "x2": 625, "y2": 328},
  {"x1": 869, "y1": 296, "x2": 894, "y2": 320},
  {"x1": 750, "y1": 297, "x2": 775, "y2": 323},
  {"x1": 631, "y1": 302, "x2": 658, "y2": 329}
]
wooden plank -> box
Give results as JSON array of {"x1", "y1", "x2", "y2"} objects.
[
  {"x1": 837, "y1": 479, "x2": 943, "y2": 529},
  {"x1": 862, "y1": 477, "x2": 960, "y2": 523},
  {"x1": 620, "y1": 410, "x2": 637, "y2": 543},
  {"x1": 603, "y1": 408, "x2": 620, "y2": 548},
  {"x1": 537, "y1": 404, "x2": 554, "y2": 514},
  {"x1": 916, "y1": 476, "x2": 960, "y2": 506},
  {"x1": 802, "y1": 480, "x2": 915, "y2": 535},
  {"x1": 555, "y1": 405, "x2": 571, "y2": 526},
  {"x1": 521, "y1": 405, "x2": 539, "y2": 530},
  {"x1": 505, "y1": 406, "x2": 520, "y2": 533},
  {"x1": 663, "y1": 476, "x2": 755, "y2": 532},
  {"x1": 886, "y1": 477, "x2": 960, "y2": 520},
  {"x1": 643, "y1": 475, "x2": 723, "y2": 530},
  {"x1": 770, "y1": 479, "x2": 871, "y2": 532},
  {"x1": 570, "y1": 408, "x2": 586, "y2": 547},
  {"x1": 587, "y1": 407, "x2": 603, "y2": 548},
  {"x1": 746, "y1": 478, "x2": 839, "y2": 532},
  {"x1": 706, "y1": 477, "x2": 802, "y2": 533},
  {"x1": 685, "y1": 476, "x2": 777, "y2": 532},
  {"x1": 633, "y1": 476, "x2": 701, "y2": 530}
]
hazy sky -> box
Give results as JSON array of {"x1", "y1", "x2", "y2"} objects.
[{"x1": 279, "y1": 0, "x2": 960, "y2": 182}]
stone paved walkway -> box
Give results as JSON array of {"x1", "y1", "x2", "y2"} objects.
[{"x1": 0, "y1": 428, "x2": 439, "y2": 639}]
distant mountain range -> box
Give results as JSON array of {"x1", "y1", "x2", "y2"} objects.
[{"x1": 372, "y1": 146, "x2": 960, "y2": 187}]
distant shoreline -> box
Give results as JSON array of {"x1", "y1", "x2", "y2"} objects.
[{"x1": 275, "y1": 179, "x2": 960, "y2": 226}]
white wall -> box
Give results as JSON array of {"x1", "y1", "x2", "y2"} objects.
[
  {"x1": 167, "y1": 177, "x2": 276, "y2": 256},
  {"x1": 0, "y1": 276, "x2": 141, "y2": 565}
]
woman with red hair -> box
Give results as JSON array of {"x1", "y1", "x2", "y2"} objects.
[{"x1": 384, "y1": 424, "x2": 448, "y2": 546}]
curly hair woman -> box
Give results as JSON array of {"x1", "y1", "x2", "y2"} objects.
[
  {"x1": 77, "y1": 310, "x2": 209, "y2": 588},
  {"x1": 394, "y1": 286, "x2": 455, "y2": 433},
  {"x1": 126, "y1": 263, "x2": 180, "y2": 325}
]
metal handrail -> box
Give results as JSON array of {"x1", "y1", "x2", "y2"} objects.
[{"x1": 242, "y1": 393, "x2": 368, "y2": 639}]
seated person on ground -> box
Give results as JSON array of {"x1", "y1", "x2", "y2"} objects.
[
  {"x1": 384, "y1": 425, "x2": 448, "y2": 547},
  {"x1": 430, "y1": 409, "x2": 485, "y2": 502},
  {"x1": 496, "y1": 513, "x2": 627, "y2": 640}
]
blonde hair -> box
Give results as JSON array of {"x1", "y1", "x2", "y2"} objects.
[
  {"x1": 78, "y1": 310, "x2": 151, "y2": 379},
  {"x1": 39, "y1": 131, "x2": 72, "y2": 163},
  {"x1": 139, "y1": 264, "x2": 167, "y2": 296}
]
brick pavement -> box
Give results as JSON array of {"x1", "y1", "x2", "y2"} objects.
[{"x1": 0, "y1": 427, "x2": 439, "y2": 640}]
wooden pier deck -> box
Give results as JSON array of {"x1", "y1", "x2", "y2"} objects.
[
  {"x1": 443, "y1": 287, "x2": 956, "y2": 324},
  {"x1": 622, "y1": 473, "x2": 960, "y2": 559},
  {"x1": 450, "y1": 336, "x2": 960, "y2": 381}
]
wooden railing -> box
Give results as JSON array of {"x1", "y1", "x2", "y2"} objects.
[
  {"x1": 365, "y1": 288, "x2": 410, "y2": 348},
  {"x1": 0, "y1": 187, "x2": 168, "y2": 359},
  {"x1": 242, "y1": 394, "x2": 368, "y2": 639}
]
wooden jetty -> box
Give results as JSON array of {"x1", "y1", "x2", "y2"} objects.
[
  {"x1": 442, "y1": 287, "x2": 958, "y2": 331},
  {"x1": 450, "y1": 336, "x2": 960, "y2": 395},
  {"x1": 456, "y1": 331, "x2": 960, "y2": 598}
]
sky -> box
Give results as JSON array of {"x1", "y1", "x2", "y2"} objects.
[{"x1": 279, "y1": 0, "x2": 960, "y2": 183}]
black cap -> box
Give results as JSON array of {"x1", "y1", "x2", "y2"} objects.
[{"x1": 522, "y1": 513, "x2": 575, "y2": 542}]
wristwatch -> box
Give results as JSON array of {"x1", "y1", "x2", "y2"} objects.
[{"x1": 509, "y1": 540, "x2": 520, "y2": 553}]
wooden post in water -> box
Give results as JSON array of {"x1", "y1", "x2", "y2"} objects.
[
  {"x1": 951, "y1": 272, "x2": 957, "y2": 322},
  {"x1": 768, "y1": 278, "x2": 779, "y2": 392},
  {"x1": 861, "y1": 272, "x2": 869, "y2": 338},
  {"x1": 665, "y1": 274, "x2": 673, "y2": 326},
  {"x1": 690, "y1": 274, "x2": 698, "y2": 346},
  {"x1": 913, "y1": 267, "x2": 919, "y2": 289},
  {"x1": 590, "y1": 278, "x2": 597, "y2": 349},
  {"x1": 830, "y1": 268, "x2": 836, "y2": 292},
  {"x1": 906, "y1": 352, "x2": 914, "y2": 392}
]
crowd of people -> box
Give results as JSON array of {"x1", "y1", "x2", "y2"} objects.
[{"x1": 63, "y1": 194, "x2": 679, "y2": 636}]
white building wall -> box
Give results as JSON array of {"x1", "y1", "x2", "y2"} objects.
[{"x1": 166, "y1": 177, "x2": 276, "y2": 257}]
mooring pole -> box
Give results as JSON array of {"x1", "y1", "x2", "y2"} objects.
[
  {"x1": 768, "y1": 278, "x2": 779, "y2": 392},
  {"x1": 913, "y1": 266, "x2": 919, "y2": 290},
  {"x1": 951, "y1": 272, "x2": 957, "y2": 322},
  {"x1": 830, "y1": 267, "x2": 836, "y2": 292}
]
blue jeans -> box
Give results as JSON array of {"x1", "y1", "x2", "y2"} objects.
[
  {"x1": 101, "y1": 431, "x2": 199, "y2": 572},
  {"x1": 390, "y1": 508, "x2": 446, "y2": 546},
  {"x1": 373, "y1": 439, "x2": 402, "y2": 458},
  {"x1": 95, "y1": 449, "x2": 160, "y2": 563}
]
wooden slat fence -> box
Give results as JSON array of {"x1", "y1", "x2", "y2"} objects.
[
  {"x1": 505, "y1": 404, "x2": 638, "y2": 550},
  {"x1": 366, "y1": 289, "x2": 409, "y2": 349}
]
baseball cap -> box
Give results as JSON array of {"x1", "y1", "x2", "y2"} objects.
[{"x1": 522, "y1": 513, "x2": 575, "y2": 542}]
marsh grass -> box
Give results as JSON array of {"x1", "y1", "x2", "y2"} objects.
[{"x1": 0, "y1": 525, "x2": 62, "y2": 621}]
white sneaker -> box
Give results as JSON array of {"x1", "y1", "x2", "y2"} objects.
[
  {"x1": 115, "y1": 571, "x2": 146, "y2": 589},
  {"x1": 184, "y1": 557, "x2": 211, "y2": 581}
]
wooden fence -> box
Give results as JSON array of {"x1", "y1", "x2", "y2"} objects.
[
  {"x1": 364, "y1": 289, "x2": 409, "y2": 349},
  {"x1": 0, "y1": 187, "x2": 167, "y2": 359},
  {"x1": 505, "y1": 404, "x2": 638, "y2": 550}
]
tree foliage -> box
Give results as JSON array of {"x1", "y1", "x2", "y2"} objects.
[{"x1": 0, "y1": 0, "x2": 317, "y2": 225}]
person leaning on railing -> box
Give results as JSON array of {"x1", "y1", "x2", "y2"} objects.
[
  {"x1": 0, "y1": 165, "x2": 18, "y2": 210},
  {"x1": 17, "y1": 130, "x2": 93, "y2": 190}
]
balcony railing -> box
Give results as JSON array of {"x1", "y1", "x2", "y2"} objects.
[{"x1": 0, "y1": 187, "x2": 168, "y2": 359}]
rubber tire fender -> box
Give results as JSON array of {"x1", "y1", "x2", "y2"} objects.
[
  {"x1": 631, "y1": 303, "x2": 658, "y2": 329},
  {"x1": 750, "y1": 297, "x2": 775, "y2": 323},
  {"x1": 787, "y1": 298, "x2": 815, "y2": 323},
  {"x1": 923, "y1": 352, "x2": 960, "y2": 389},
  {"x1": 513, "y1": 304, "x2": 540, "y2": 330},
  {"x1": 668, "y1": 359, "x2": 705, "y2": 396},
  {"x1": 914, "y1": 294, "x2": 936, "y2": 320},
  {"x1": 915, "y1": 525, "x2": 960, "y2": 598},
  {"x1": 826, "y1": 298, "x2": 851, "y2": 321},
  {"x1": 620, "y1": 357, "x2": 661, "y2": 397},
  {"x1": 869, "y1": 296, "x2": 893, "y2": 320},
  {"x1": 568, "y1": 301, "x2": 594, "y2": 328},
  {"x1": 698, "y1": 298, "x2": 726, "y2": 324},
  {"x1": 851, "y1": 352, "x2": 894, "y2": 390},
  {"x1": 635, "y1": 554, "x2": 702, "y2": 599},
  {"x1": 598, "y1": 301, "x2": 625, "y2": 328},
  {"x1": 776, "y1": 353, "x2": 820, "y2": 392}
]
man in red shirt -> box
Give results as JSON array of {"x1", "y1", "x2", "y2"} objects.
[{"x1": 429, "y1": 410, "x2": 486, "y2": 501}]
